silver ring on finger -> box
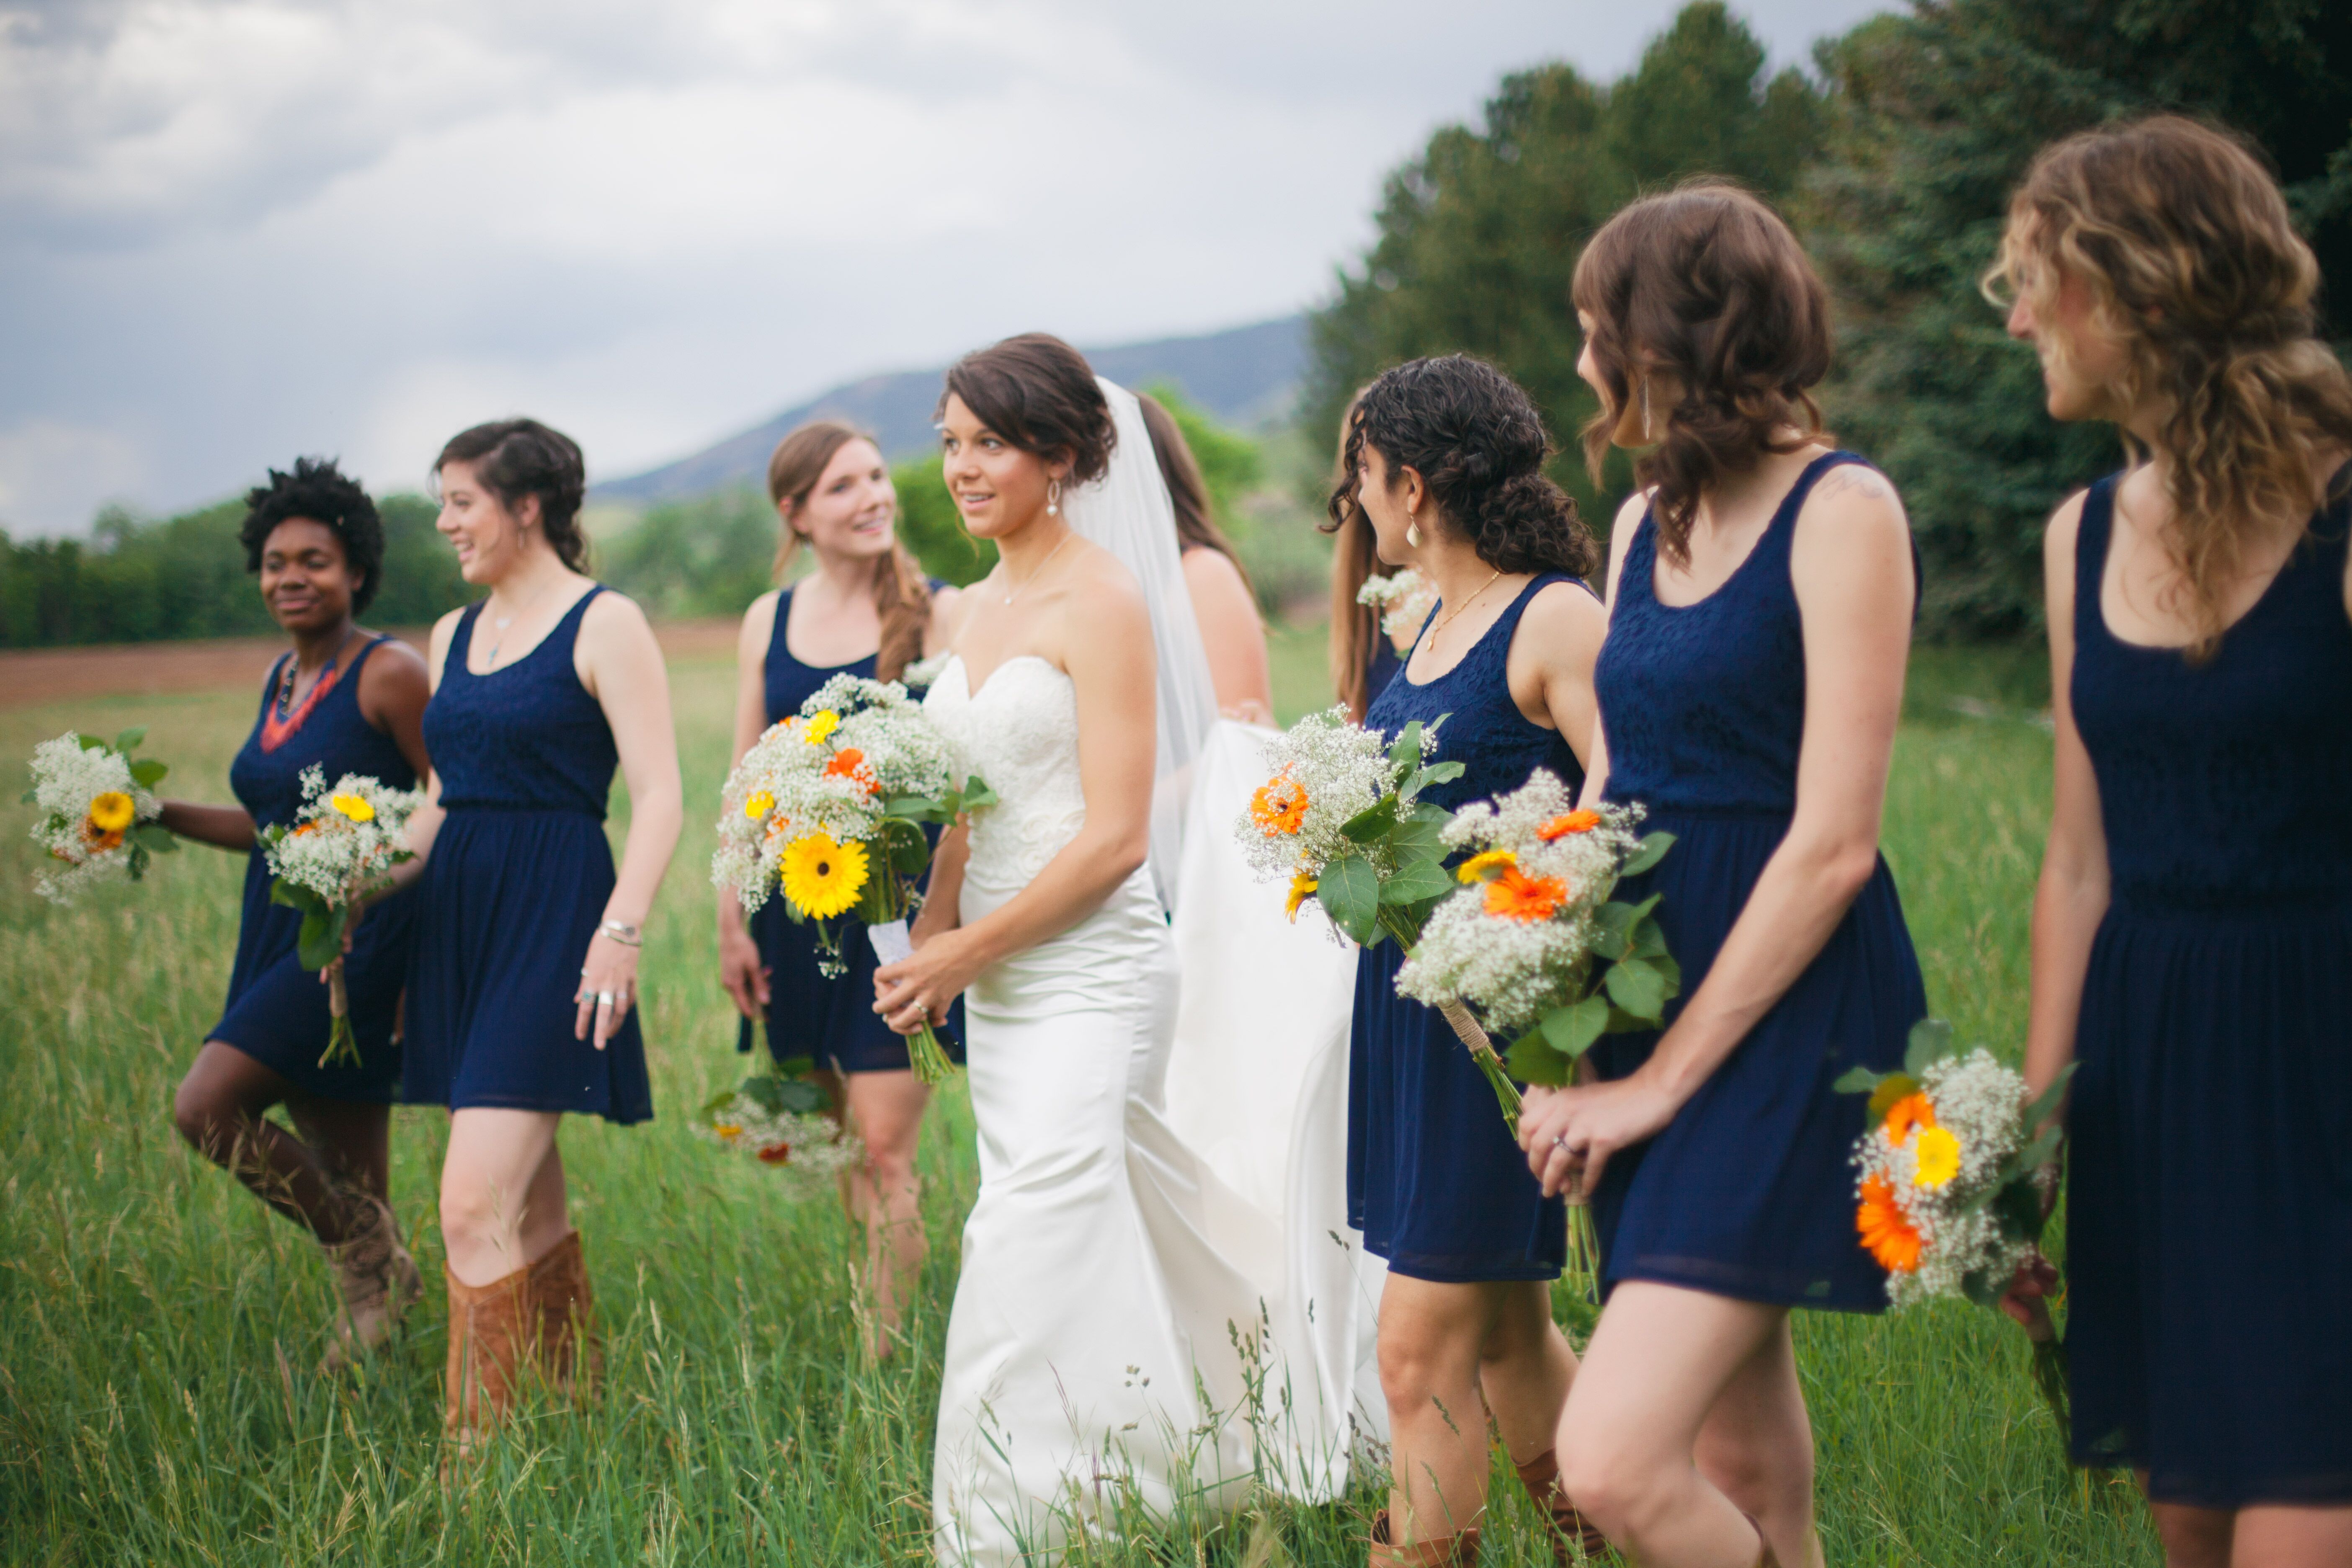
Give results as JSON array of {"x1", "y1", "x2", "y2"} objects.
[
  {"x1": 597, "y1": 991, "x2": 615, "y2": 1006},
  {"x1": 1553, "y1": 1133, "x2": 1573, "y2": 1151}
]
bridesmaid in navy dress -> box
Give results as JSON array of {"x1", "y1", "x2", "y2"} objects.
[
  {"x1": 161, "y1": 458, "x2": 432, "y2": 1370},
  {"x1": 1520, "y1": 186, "x2": 1925, "y2": 1568},
  {"x1": 1331, "y1": 356, "x2": 1609, "y2": 1565},
  {"x1": 393, "y1": 418, "x2": 682, "y2": 1446},
  {"x1": 717, "y1": 421, "x2": 962, "y2": 1355},
  {"x1": 1998, "y1": 119, "x2": 2352, "y2": 1566}
]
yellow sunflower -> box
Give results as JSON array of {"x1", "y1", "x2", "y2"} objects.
[
  {"x1": 1457, "y1": 848, "x2": 1516, "y2": 883},
  {"x1": 328, "y1": 792, "x2": 375, "y2": 823},
  {"x1": 1913, "y1": 1126, "x2": 1962, "y2": 1189},
  {"x1": 779, "y1": 831, "x2": 869, "y2": 918},
  {"x1": 86, "y1": 791, "x2": 136, "y2": 834},
  {"x1": 744, "y1": 789, "x2": 775, "y2": 820},
  {"x1": 800, "y1": 710, "x2": 840, "y2": 746}
]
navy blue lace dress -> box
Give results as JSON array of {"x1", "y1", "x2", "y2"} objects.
[
  {"x1": 405, "y1": 588, "x2": 653, "y2": 1123},
  {"x1": 2064, "y1": 473, "x2": 2352, "y2": 1506},
  {"x1": 753, "y1": 588, "x2": 962, "y2": 1075},
  {"x1": 1588, "y1": 452, "x2": 1927, "y2": 1311},
  {"x1": 1348, "y1": 574, "x2": 1588, "y2": 1282},
  {"x1": 212, "y1": 637, "x2": 419, "y2": 1102}
]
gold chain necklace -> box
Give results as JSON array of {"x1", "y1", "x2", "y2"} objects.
[{"x1": 1426, "y1": 569, "x2": 1503, "y2": 645}]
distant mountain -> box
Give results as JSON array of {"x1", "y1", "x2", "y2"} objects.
[{"x1": 593, "y1": 315, "x2": 1306, "y2": 505}]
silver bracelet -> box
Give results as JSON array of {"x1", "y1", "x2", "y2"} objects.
[{"x1": 598, "y1": 918, "x2": 643, "y2": 947}]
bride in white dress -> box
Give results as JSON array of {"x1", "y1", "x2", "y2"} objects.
[{"x1": 874, "y1": 334, "x2": 1376, "y2": 1564}]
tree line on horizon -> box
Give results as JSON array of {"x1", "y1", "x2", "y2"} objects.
[
  {"x1": 10, "y1": 0, "x2": 2349, "y2": 648},
  {"x1": 1308, "y1": 0, "x2": 2352, "y2": 639}
]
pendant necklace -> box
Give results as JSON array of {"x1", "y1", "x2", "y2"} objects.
[
  {"x1": 1002, "y1": 533, "x2": 1075, "y2": 605},
  {"x1": 1426, "y1": 569, "x2": 1503, "y2": 645},
  {"x1": 485, "y1": 579, "x2": 554, "y2": 667}
]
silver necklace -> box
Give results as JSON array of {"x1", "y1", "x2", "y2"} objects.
[
  {"x1": 485, "y1": 579, "x2": 556, "y2": 666},
  {"x1": 1001, "y1": 533, "x2": 1075, "y2": 605}
]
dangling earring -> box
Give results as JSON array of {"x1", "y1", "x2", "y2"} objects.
[
  {"x1": 1406, "y1": 511, "x2": 1422, "y2": 549},
  {"x1": 1047, "y1": 479, "x2": 1061, "y2": 517},
  {"x1": 1639, "y1": 379, "x2": 1653, "y2": 443}
]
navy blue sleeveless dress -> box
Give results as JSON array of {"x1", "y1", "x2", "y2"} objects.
[
  {"x1": 1365, "y1": 636, "x2": 1405, "y2": 716},
  {"x1": 753, "y1": 588, "x2": 963, "y2": 1075},
  {"x1": 2064, "y1": 474, "x2": 2352, "y2": 1506},
  {"x1": 1588, "y1": 452, "x2": 1927, "y2": 1311},
  {"x1": 211, "y1": 637, "x2": 419, "y2": 1103},
  {"x1": 405, "y1": 588, "x2": 653, "y2": 1124},
  {"x1": 1348, "y1": 574, "x2": 1588, "y2": 1282}
]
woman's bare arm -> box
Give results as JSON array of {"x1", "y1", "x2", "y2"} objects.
[
  {"x1": 1183, "y1": 547, "x2": 1273, "y2": 724},
  {"x1": 717, "y1": 592, "x2": 781, "y2": 1019}
]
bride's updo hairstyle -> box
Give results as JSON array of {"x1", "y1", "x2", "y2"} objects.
[
  {"x1": 1325, "y1": 354, "x2": 1599, "y2": 578},
  {"x1": 1572, "y1": 181, "x2": 1832, "y2": 567},
  {"x1": 1984, "y1": 115, "x2": 2352, "y2": 660},
  {"x1": 434, "y1": 418, "x2": 591, "y2": 572},
  {"x1": 939, "y1": 332, "x2": 1116, "y2": 485}
]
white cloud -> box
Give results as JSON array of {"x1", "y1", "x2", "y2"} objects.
[{"x1": 0, "y1": 0, "x2": 1890, "y2": 534}]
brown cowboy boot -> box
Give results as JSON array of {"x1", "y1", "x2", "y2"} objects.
[
  {"x1": 318, "y1": 1192, "x2": 423, "y2": 1374},
  {"x1": 1514, "y1": 1447, "x2": 1610, "y2": 1563},
  {"x1": 526, "y1": 1229, "x2": 598, "y2": 1396},
  {"x1": 444, "y1": 1259, "x2": 533, "y2": 1455},
  {"x1": 1369, "y1": 1509, "x2": 1481, "y2": 1566}
]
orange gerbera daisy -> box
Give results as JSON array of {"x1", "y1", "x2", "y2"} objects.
[
  {"x1": 757, "y1": 1141, "x2": 793, "y2": 1166},
  {"x1": 823, "y1": 747, "x2": 880, "y2": 794},
  {"x1": 1857, "y1": 1173, "x2": 1921, "y2": 1273},
  {"x1": 1484, "y1": 865, "x2": 1568, "y2": 922},
  {"x1": 1883, "y1": 1091, "x2": 1937, "y2": 1146},
  {"x1": 1537, "y1": 810, "x2": 1602, "y2": 840},
  {"x1": 1249, "y1": 772, "x2": 1309, "y2": 836}
]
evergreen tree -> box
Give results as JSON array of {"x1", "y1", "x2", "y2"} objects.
[{"x1": 1806, "y1": 0, "x2": 2352, "y2": 637}]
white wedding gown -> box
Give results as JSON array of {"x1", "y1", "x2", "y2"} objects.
[{"x1": 924, "y1": 658, "x2": 1382, "y2": 1565}]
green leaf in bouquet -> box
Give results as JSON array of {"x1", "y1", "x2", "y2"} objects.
[
  {"x1": 1959, "y1": 1267, "x2": 2006, "y2": 1311},
  {"x1": 1377, "y1": 855, "x2": 1453, "y2": 907},
  {"x1": 774, "y1": 1078, "x2": 829, "y2": 1116},
  {"x1": 2022, "y1": 1061, "x2": 2078, "y2": 1136},
  {"x1": 738, "y1": 1075, "x2": 788, "y2": 1115},
  {"x1": 1387, "y1": 801, "x2": 1452, "y2": 856},
  {"x1": 886, "y1": 794, "x2": 942, "y2": 820},
  {"x1": 1649, "y1": 951, "x2": 1681, "y2": 997},
  {"x1": 1340, "y1": 796, "x2": 1398, "y2": 843},
  {"x1": 878, "y1": 818, "x2": 931, "y2": 877},
  {"x1": 1867, "y1": 1072, "x2": 1920, "y2": 1124},
  {"x1": 127, "y1": 843, "x2": 149, "y2": 879},
  {"x1": 958, "y1": 776, "x2": 998, "y2": 811},
  {"x1": 1540, "y1": 994, "x2": 1612, "y2": 1062},
  {"x1": 1602, "y1": 1003, "x2": 1654, "y2": 1034},
  {"x1": 1991, "y1": 1175, "x2": 2050, "y2": 1246},
  {"x1": 295, "y1": 904, "x2": 348, "y2": 972},
  {"x1": 1318, "y1": 852, "x2": 1381, "y2": 945},
  {"x1": 269, "y1": 877, "x2": 325, "y2": 914},
  {"x1": 1403, "y1": 760, "x2": 1465, "y2": 801},
  {"x1": 1604, "y1": 955, "x2": 1668, "y2": 1021},
  {"x1": 772, "y1": 1053, "x2": 817, "y2": 1079},
  {"x1": 1621, "y1": 830, "x2": 1676, "y2": 877},
  {"x1": 1386, "y1": 720, "x2": 1426, "y2": 775},
  {"x1": 1505, "y1": 1031, "x2": 1573, "y2": 1088},
  {"x1": 1832, "y1": 1063, "x2": 1890, "y2": 1096},
  {"x1": 701, "y1": 1087, "x2": 743, "y2": 1117},
  {"x1": 113, "y1": 727, "x2": 147, "y2": 754},
  {"x1": 1589, "y1": 900, "x2": 1636, "y2": 962},
  {"x1": 1903, "y1": 1018, "x2": 1956, "y2": 1077},
  {"x1": 76, "y1": 733, "x2": 106, "y2": 751},
  {"x1": 129, "y1": 757, "x2": 169, "y2": 787},
  {"x1": 131, "y1": 823, "x2": 177, "y2": 852},
  {"x1": 1629, "y1": 911, "x2": 1669, "y2": 957}
]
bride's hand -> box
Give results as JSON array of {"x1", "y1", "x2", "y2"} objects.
[{"x1": 874, "y1": 928, "x2": 976, "y2": 1035}]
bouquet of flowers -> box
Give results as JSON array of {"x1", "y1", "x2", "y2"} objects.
[
  {"x1": 701, "y1": 1050, "x2": 864, "y2": 1201},
  {"x1": 712, "y1": 674, "x2": 990, "y2": 1084},
  {"x1": 1392, "y1": 769, "x2": 1679, "y2": 1117},
  {"x1": 1357, "y1": 567, "x2": 1439, "y2": 647},
  {"x1": 24, "y1": 728, "x2": 176, "y2": 905},
  {"x1": 258, "y1": 767, "x2": 423, "y2": 1068},
  {"x1": 1236, "y1": 707, "x2": 1461, "y2": 949},
  {"x1": 1839, "y1": 1020, "x2": 2073, "y2": 1435}
]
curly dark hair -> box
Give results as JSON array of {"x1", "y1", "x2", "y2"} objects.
[
  {"x1": 238, "y1": 456, "x2": 385, "y2": 613},
  {"x1": 1572, "y1": 180, "x2": 1832, "y2": 566},
  {"x1": 938, "y1": 333, "x2": 1115, "y2": 485},
  {"x1": 434, "y1": 418, "x2": 590, "y2": 571},
  {"x1": 1324, "y1": 354, "x2": 1597, "y2": 578}
]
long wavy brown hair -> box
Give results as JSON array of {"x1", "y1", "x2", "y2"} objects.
[
  {"x1": 1985, "y1": 114, "x2": 2352, "y2": 660},
  {"x1": 766, "y1": 421, "x2": 932, "y2": 683},
  {"x1": 1321, "y1": 387, "x2": 1393, "y2": 720},
  {"x1": 1572, "y1": 181, "x2": 1833, "y2": 566}
]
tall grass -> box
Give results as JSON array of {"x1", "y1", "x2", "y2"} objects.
[{"x1": 0, "y1": 641, "x2": 2156, "y2": 1565}]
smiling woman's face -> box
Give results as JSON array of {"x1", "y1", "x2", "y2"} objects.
[
  {"x1": 787, "y1": 437, "x2": 896, "y2": 561},
  {"x1": 937, "y1": 393, "x2": 1062, "y2": 541},
  {"x1": 433, "y1": 457, "x2": 536, "y2": 585},
  {"x1": 257, "y1": 517, "x2": 356, "y2": 634}
]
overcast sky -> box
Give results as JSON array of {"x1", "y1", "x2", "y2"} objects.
[{"x1": 0, "y1": 0, "x2": 1889, "y2": 535}]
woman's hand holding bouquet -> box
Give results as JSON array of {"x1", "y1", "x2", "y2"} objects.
[
  {"x1": 258, "y1": 766, "x2": 422, "y2": 1068},
  {"x1": 25, "y1": 728, "x2": 177, "y2": 904}
]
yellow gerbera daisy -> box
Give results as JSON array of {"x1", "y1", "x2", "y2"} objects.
[
  {"x1": 1285, "y1": 872, "x2": 1318, "y2": 922},
  {"x1": 1457, "y1": 848, "x2": 1516, "y2": 883},
  {"x1": 85, "y1": 791, "x2": 136, "y2": 834},
  {"x1": 744, "y1": 789, "x2": 775, "y2": 820},
  {"x1": 779, "y1": 831, "x2": 868, "y2": 918},
  {"x1": 800, "y1": 711, "x2": 840, "y2": 746},
  {"x1": 1913, "y1": 1126, "x2": 1962, "y2": 1189},
  {"x1": 328, "y1": 792, "x2": 375, "y2": 823}
]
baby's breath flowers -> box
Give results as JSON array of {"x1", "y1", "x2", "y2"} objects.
[
  {"x1": 1839, "y1": 1021, "x2": 2075, "y2": 1436},
  {"x1": 257, "y1": 767, "x2": 423, "y2": 1068},
  {"x1": 24, "y1": 727, "x2": 175, "y2": 904},
  {"x1": 1356, "y1": 567, "x2": 1439, "y2": 646},
  {"x1": 712, "y1": 675, "x2": 990, "y2": 1083},
  {"x1": 1393, "y1": 769, "x2": 1678, "y2": 1103},
  {"x1": 700, "y1": 1063, "x2": 862, "y2": 1201}
]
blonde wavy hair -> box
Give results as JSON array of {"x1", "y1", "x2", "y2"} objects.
[{"x1": 1984, "y1": 114, "x2": 2352, "y2": 660}]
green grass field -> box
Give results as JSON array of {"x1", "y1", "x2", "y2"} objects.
[{"x1": 0, "y1": 633, "x2": 2160, "y2": 1565}]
